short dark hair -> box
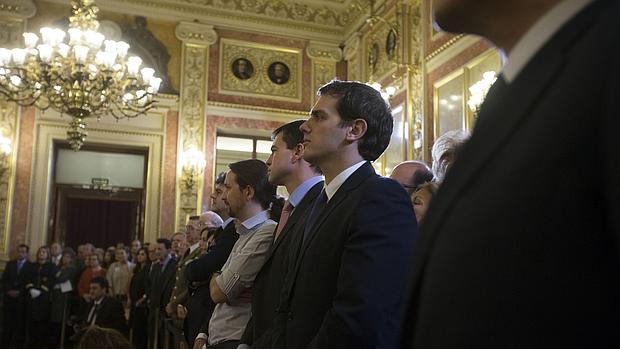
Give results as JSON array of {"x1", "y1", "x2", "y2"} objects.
[
  {"x1": 412, "y1": 167, "x2": 434, "y2": 190},
  {"x1": 156, "y1": 238, "x2": 172, "y2": 250},
  {"x1": 78, "y1": 326, "x2": 133, "y2": 349},
  {"x1": 272, "y1": 120, "x2": 322, "y2": 174},
  {"x1": 17, "y1": 244, "x2": 29, "y2": 252},
  {"x1": 229, "y1": 159, "x2": 277, "y2": 210},
  {"x1": 317, "y1": 80, "x2": 393, "y2": 161},
  {"x1": 90, "y1": 276, "x2": 109, "y2": 290},
  {"x1": 215, "y1": 171, "x2": 226, "y2": 185}
]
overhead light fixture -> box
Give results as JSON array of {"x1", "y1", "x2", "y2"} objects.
[{"x1": 0, "y1": 0, "x2": 162, "y2": 150}]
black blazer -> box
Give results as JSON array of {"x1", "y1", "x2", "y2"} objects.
[
  {"x1": 78, "y1": 296, "x2": 128, "y2": 334},
  {"x1": 241, "y1": 181, "x2": 324, "y2": 348},
  {"x1": 275, "y1": 162, "x2": 417, "y2": 349},
  {"x1": 1, "y1": 259, "x2": 36, "y2": 296},
  {"x1": 26, "y1": 262, "x2": 57, "y2": 321},
  {"x1": 148, "y1": 257, "x2": 177, "y2": 313},
  {"x1": 185, "y1": 220, "x2": 238, "y2": 343},
  {"x1": 403, "y1": 1, "x2": 620, "y2": 348}
]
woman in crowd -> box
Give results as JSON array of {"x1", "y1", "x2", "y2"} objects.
[
  {"x1": 106, "y1": 247, "x2": 134, "y2": 307},
  {"x1": 50, "y1": 249, "x2": 80, "y2": 347},
  {"x1": 102, "y1": 249, "x2": 114, "y2": 269},
  {"x1": 77, "y1": 253, "x2": 107, "y2": 302},
  {"x1": 411, "y1": 181, "x2": 439, "y2": 224},
  {"x1": 128, "y1": 246, "x2": 150, "y2": 349},
  {"x1": 26, "y1": 246, "x2": 57, "y2": 349}
]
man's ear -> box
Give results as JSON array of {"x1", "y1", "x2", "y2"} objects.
[
  {"x1": 291, "y1": 143, "x2": 305, "y2": 163},
  {"x1": 243, "y1": 185, "x2": 255, "y2": 202},
  {"x1": 346, "y1": 118, "x2": 368, "y2": 142}
]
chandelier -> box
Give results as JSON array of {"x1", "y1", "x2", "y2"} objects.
[{"x1": 0, "y1": 0, "x2": 161, "y2": 150}]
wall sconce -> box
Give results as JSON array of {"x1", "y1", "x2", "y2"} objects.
[
  {"x1": 369, "y1": 82, "x2": 397, "y2": 101},
  {"x1": 181, "y1": 147, "x2": 206, "y2": 191},
  {"x1": 467, "y1": 71, "x2": 497, "y2": 116}
]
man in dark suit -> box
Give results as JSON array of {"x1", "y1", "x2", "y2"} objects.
[
  {"x1": 147, "y1": 238, "x2": 177, "y2": 349},
  {"x1": 239, "y1": 120, "x2": 324, "y2": 349},
  {"x1": 1, "y1": 244, "x2": 36, "y2": 349},
  {"x1": 402, "y1": 0, "x2": 620, "y2": 348},
  {"x1": 271, "y1": 81, "x2": 417, "y2": 349},
  {"x1": 76, "y1": 276, "x2": 127, "y2": 334},
  {"x1": 187, "y1": 174, "x2": 239, "y2": 346}
]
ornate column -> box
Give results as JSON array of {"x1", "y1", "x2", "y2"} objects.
[
  {"x1": 306, "y1": 41, "x2": 343, "y2": 103},
  {"x1": 399, "y1": 0, "x2": 425, "y2": 161},
  {"x1": 0, "y1": 0, "x2": 35, "y2": 260},
  {"x1": 343, "y1": 34, "x2": 362, "y2": 82},
  {"x1": 174, "y1": 22, "x2": 217, "y2": 230}
]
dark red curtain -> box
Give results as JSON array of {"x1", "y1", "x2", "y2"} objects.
[{"x1": 65, "y1": 198, "x2": 137, "y2": 250}]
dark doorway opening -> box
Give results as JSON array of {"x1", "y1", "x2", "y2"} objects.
[{"x1": 48, "y1": 142, "x2": 148, "y2": 250}]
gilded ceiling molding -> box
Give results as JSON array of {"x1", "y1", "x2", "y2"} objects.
[
  {"x1": 343, "y1": 33, "x2": 361, "y2": 60},
  {"x1": 306, "y1": 41, "x2": 343, "y2": 62},
  {"x1": 174, "y1": 21, "x2": 216, "y2": 229},
  {"x1": 0, "y1": 0, "x2": 36, "y2": 18}
]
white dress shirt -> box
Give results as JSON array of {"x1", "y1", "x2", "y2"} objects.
[
  {"x1": 503, "y1": 0, "x2": 594, "y2": 83},
  {"x1": 324, "y1": 161, "x2": 367, "y2": 201}
]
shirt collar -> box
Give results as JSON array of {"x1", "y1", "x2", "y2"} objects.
[
  {"x1": 189, "y1": 242, "x2": 200, "y2": 254},
  {"x1": 325, "y1": 161, "x2": 367, "y2": 201},
  {"x1": 239, "y1": 210, "x2": 270, "y2": 235},
  {"x1": 94, "y1": 297, "x2": 104, "y2": 305},
  {"x1": 222, "y1": 217, "x2": 235, "y2": 229},
  {"x1": 502, "y1": 0, "x2": 594, "y2": 83},
  {"x1": 288, "y1": 176, "x2": 324, "y2": 207},
  {"x1": 160, "y1": 254, "x2": 172, "y2": 267}
]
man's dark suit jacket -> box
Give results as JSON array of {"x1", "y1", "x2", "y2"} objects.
[
  {"x1": 185, "y1": 220, "x2": 238, "y2": 344},
  {"x1": 274, "y1": 162, "x2": 417, "y2": 349},
  {"x1": 402, "y1": 1, "x2": 620, "y2": 347},
  {"x1": 78, "y1": 296, "x2": 128, "y2": 334},
  {"x1": 240, "y1": 181, "x2": 324, "y2": 349},
  {"x1": 1, "y1": 259, "x2": 36, "y2": 296},
  {"x1": 148, "y1": 257, "x2": 177, "y2": 314}
]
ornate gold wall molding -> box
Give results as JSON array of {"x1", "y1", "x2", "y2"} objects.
[
  {"x1": 307, "y1": 41, "x2": 341, "y2": 104},
  {"x1": 0, "y1": 5, "x2": 31, "y2": 260},
  {"x1": 343, "y1": 33, "x2": 361, "y2": 81},
  {"x1": 174, "y1": 22, "x2": 215, "y2": 229},
  {"x1": 0, "y1": 0, "x2": 36, "y2": 18},
  {"x1": 219, "y1": 39, "x2": 302, "y2": 102}
]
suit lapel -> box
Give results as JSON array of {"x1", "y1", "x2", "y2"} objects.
[
  {"x1": 409, "y1": 0, "x2": 605, "y2": 310},
  {"x1": 267, "y1": 182, "x2": 324, "y2": 263},
  {"x1": 289, "y1": 163, "x2": 375, "y2": 288}
]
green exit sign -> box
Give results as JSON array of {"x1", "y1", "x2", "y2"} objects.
[{"x1": 91, "y1": 178, "x2": 109, "y2": 186}]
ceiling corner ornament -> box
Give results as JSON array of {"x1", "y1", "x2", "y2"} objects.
[
  {"x1": 343, "y1": 34, "x2": 361, "y2": 61},
  {"x1": 175, "y1": 21, "x2": 217, "y2": 46},
  {"x1": 0, "y1": 0, "x2": 36, "y2": 18},
  {"x1": 306, "y1": 41, "x2": 342, "y2": 62},
  {"x1": 0, "y1": 0, "x2": 162, "y2": 150}
]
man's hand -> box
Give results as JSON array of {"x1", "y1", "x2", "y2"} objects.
[
  {"x1": 193, "y1": 337, "x2": 207, "y2": 349},
  {"x1": 177, "y1": 304, "x2": 188, "y2": 319},
  {"x1": 165, "y1": 302, "x2": 176, "y2": 317}
]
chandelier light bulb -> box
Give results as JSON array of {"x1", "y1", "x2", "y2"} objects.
[
  {"x1": 127, "y1": 56, "x2": 142, "y2": 76},
  {"x1": 84, "y1": 30, "x2": 104, "y2": 49},
  {"x1": 52, "y1": 29, "x2": 66, "y2": 47},
  {"x1": 57, "y1": 43, "x2": 70, "y2": 58},
  {"x1": 115, "y1": 41, "x2": 129, "y2": 58},
  {"x1": 140, "y1": 67, "x2": 155, "y2": 82},
  {"x1": 149, "y1": 77, "x2": 162, "y2": 92},
  {"x1": 11, "y1": 49, "x2": 27, "y2": 65},
  {"x1": 385, "y1": 85, "x2": 397, "y2": 97},
  {"x1": 9, "y1": 75, "x2": 21, "y2": 86},
  {"x1": 104, "y1": 40, "x2": 117, "y2": 53},
  {"x1": 0, "y1": 48, "x2": 11, "y2": 65},
  {"x1": 40, "y1": 27, "x2": 55, "y2": 45},
  {"x1": 74, "y1": 45, "x2": 89, "y2": 64},
  {"x1": 68, "y1": 28, "x2": 82, "y2": 45},
  {"x1": 37, "y1": 45, "x2": 53, "y2": 63},
  {"x1": 23, "y1": 33, "x2": 39, "y2": 49}
]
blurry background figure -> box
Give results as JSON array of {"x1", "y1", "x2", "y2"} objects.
[
  {"x1": 1, "y1": 244, "x2": 36, "y2": 349},
  {"x1": 78, "y1": 254, "x2": 107, "y2": 302},
  {"x1": 77, "y1": 326, "x2": 132, "y2": 349},
  {"x1": 129, "y1": 246, "x2": 151, "y2": 349},
  {"x1": 26, "y1": 246, "x2": 57, "y2": 349},
  {"x1": 170, "y1": 231, "x2": 187, "y2": 259},
  {"x1": 50, "y1": 249, "x2": 79, "y2": 348},
  {"x1": 390, "y1": 160, "x2": 434, "y2": 196},
  {"x1": 411, "y1": 182, "x2": 439, "y2": 224},
  {"x1": 50, "y1": 242, "x2": 64, "y2": 266},
  {"x1": 130, "y1": 239, "x2": 142, "y2": 263},
  {"x1": 431, "y1": 130, "x2": 469, "y2": 183}
]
